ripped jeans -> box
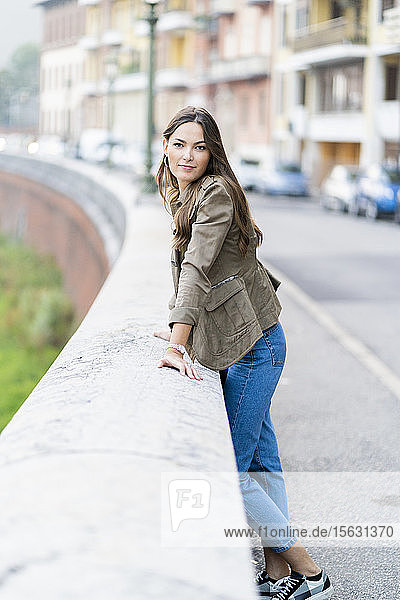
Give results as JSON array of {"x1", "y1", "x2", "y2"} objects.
[{"x1": 219, "y1": 321, "x2": 297, "y2": 552}]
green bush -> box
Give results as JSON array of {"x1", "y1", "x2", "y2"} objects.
[
  {"x1": 0, "y1": 234, "x2": 77, "y2": 431},
  {"x1": 19, "y1": 288, "x2": 75, "y2": 347}
]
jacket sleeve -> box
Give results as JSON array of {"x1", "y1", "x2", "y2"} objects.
[{"x1": 168, "y1": 180, "x2": 234, "y2": 328}]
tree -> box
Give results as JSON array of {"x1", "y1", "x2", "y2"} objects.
[{"x1": 0, "y1": 43, "x2": 39, "y2": 129}]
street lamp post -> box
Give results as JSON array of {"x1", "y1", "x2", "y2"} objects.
[
  {"x1": 64, "y1": 77, "x2": 72, "y2": 156},
  {"x1": 104, "y1": 50, "x2": 119, "y2": 169},
  {"x1": 142, "y1": 0, "x2": 160, "y2": 193}
]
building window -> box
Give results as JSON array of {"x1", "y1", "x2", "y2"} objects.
[
  {"x1": 240, "y1": 10, "x2": 255, "y2": 56},
  {"x1": 49, "y1": 19, "x2": 54, "y2": 43},
  {"x1": 296, "y1": 0, "x2": 309, "y2": 31},
  {"x1": 259, "y1": 90, "x2": 266, "y2": 126},
  {"x1": 380, "y1": 0, "x2": 396, "y2": 21},
  {"x1": 224, "y1": 24, "x2": 236, "y2": 59},
  {"x1": 280, "y1": 5, "x2": 287, "y2": 47},
  {"x1": 276, "y1": 73, "x2": 285, "y2": 114},
  {"x1": 318, "y1": 61, "x2": 363, "y2": 112},
  {"x1": 331, "y1": 0, "x2": 345, "y2": 19},
  {"x1": 385, "y1": 64, "x2": 399, "y2": 100},
  {"x1": 241, "y1": 95, "x2": 248, "y2": 126},
  {"x1": 260, "y1": 14, "x2": 271, "y2": 55},
  {"x1": 298, "y1": 73, "x2": 306, "y2": 105}
]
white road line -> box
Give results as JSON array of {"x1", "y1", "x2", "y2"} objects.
[{"x1": 265, "y1": 262, "x2": 400, "y2": 402}]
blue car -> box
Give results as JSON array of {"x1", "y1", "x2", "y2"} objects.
[
  {"x1": 256, "y1": 163, "x2": 309, "y2": 196},
  {"x1": 350, "y1": 164, "x2": 400, "y2": 219}
]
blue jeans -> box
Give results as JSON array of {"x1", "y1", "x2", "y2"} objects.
[{"x1": 219, "y1": 322, "x2": 297, "y2": 552}]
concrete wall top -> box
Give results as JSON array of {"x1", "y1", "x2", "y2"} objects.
[{"x1": 0, "y1": 155, "x2": 257, "y2": 600}]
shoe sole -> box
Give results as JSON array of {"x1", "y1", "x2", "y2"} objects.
[{"x1": 296, "y1": 586, "x2": 333, "y2": 600}]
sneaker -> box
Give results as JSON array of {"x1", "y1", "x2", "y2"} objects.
[
  {"x1": 254, "y1": 570, "x2": 290, "y2": 597},
  {"x1": 271, "y1": 569, "x2": 333, "y2": 600}
]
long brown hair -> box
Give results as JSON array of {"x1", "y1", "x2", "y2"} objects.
[{"x1": 156, "y1": 106, "x2": 263, "y2": 256}]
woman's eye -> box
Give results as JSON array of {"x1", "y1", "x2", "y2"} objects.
[
  {"x1": 173, "y1": 142, "x2": 183, "y2": 147},
  {"x1": 196, "y1": 146, "x2": 206, "y2": 151}
]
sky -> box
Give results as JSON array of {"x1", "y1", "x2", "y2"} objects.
[{"x1": 0, "y1": 0, "x2": 42, "y2": 69}]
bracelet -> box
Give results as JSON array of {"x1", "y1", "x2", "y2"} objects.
[{"x1": 166, "y1": 343, "x2": 185, "y2": 355}]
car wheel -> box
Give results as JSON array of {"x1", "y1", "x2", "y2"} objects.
[
  {"x1": 349, "y1": 199, "x2": 359, "y2": 216},
  {"x1": 366, "y1": 201, "x2": 378, "y2": 220},
  {"x1": 320, "y1": 196, "x2": 330, "y2": 210}
]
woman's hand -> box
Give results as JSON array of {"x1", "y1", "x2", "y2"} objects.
[
  {"x1": 157, "y1": 349, "x2": 203, "y2": 380},
  {"x1": 153, "y1": 329, "x2": 171, "y2": 342}
]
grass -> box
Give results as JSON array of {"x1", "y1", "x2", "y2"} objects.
[{"x1": 0, "y1": 233, "x2": 77, "y2": 432}]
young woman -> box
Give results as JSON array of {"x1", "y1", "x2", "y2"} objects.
[{"x1": 153, "y1": 106, "x2": 333, "y2": 600}]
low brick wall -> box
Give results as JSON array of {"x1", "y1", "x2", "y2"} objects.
[{"x1": 0, "y1": 154, "x2": 125, "y2": 320}]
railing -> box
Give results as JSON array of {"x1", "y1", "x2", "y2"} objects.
[
  {"x1": 210, "y1": 0, "x2": 236, "y2": 16},
  {"x1": 0, "y1": 155, "x2": 256, "y2": 599},
  {"x1": 208, "y1": 54, "x2": 271, "y2": 82},
  {"x1": 292, "y1": 17, "x2": 368, "y2": 51}
]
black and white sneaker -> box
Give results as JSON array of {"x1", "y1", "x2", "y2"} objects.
[
  {"x1": 271, "y1": 569, "x2": 333, "y2": 600},
  {"x1": 254, "y1": 570, "x2": 290, "y2": 597}
]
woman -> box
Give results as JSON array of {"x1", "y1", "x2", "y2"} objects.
[{"x1": 153, "y1": 106, "x2": 333, "y2": 600}]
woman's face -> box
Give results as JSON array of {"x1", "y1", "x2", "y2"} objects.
[{"x1": 163, "y1": 122, "x2": 211, "y2": 192}]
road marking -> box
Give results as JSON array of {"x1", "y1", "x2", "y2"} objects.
[{"x1": 266, "y1": 262, "x2": 400, "y2": 402}]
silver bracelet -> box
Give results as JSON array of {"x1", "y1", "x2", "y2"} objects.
[{"x1": 166, "y1": 343, "x2": 185, "y2": 355}]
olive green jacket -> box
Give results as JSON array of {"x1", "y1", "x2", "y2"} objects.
[{"x1": 168, "y1": 174, "x2": 282, "y2": 370}]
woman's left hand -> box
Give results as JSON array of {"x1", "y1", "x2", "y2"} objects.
[{"x1": 157, "y1": 349, "x2": 203, "y2": 380}]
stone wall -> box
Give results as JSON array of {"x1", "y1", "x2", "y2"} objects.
[{"x1": 0, "y1": 155, "x2": 257, "y2": 600}]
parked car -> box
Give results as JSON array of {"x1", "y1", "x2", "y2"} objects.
[
  {"x1": 36, "y1": 135, "x2": 65, "y2": 157},
  {"x1": 320, "y1": 164, "x2": 362, "y2": 212},
  {"x1": 394, "y1": 189, "x2": 400, "y2": 224},
  {"x1": 232, "y1": 159, "x2": 260, "y2": 191},
  {"x1": 350, "y1": 164, "x2": 400, "y2": 219},
  {"x1": 76, "y1": 128, "x2": 118, "y2": 162},
  {"x1": 255, "y1": 162, "x2": 309, "y2": 196}
]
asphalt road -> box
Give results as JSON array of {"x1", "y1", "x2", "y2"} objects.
[
  {"x1": 245, "y1": 194, "x2": 400, "y2": 599},
  {"x1": 249, "y1": 194, "x2": 400, "y2": 377}
]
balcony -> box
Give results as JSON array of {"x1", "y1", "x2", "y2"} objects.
[
  {"x1": 208, "y1": 54, "x2": 270, "y2": 83},
  {"x1": 134, "y1": 20, "x2": 150, "y2": 37},
  {"x1": 210, "y1": 0, "x2": 236, "y2": 17},
  {"x1": 156, "y1": 67, "x2": 191, "y2": 89},
  {"x1": 80, "y1": 80, "x2": 100, "y2": 97},
  {"x1": 293, "y1": 17, "x2": 367, "y2": 52},
  {"x1": 382, "y1": 5, "x2": 400, "y2": 43},
  {"x1": 101, "y1": 30, "x2": 123, "y2": 47},
  {"x1": 246, "y1": 0, "x2": 271, "y2": 5},
  {"x1": 157, "y1": 10, "x2": 194, "y2": 33},
  {"x1": 79, "y1": 35, "x2": 100, "y2": 51},
  {"x1": 376, "y1": 101, "x2": 400, "y2": 141},
  {"x1": 309, "y1": 112, "x2": 365, "y2": 142},
  {"x1": 78, "y1": 0, "x2": 100, "y2": 5},
  {"x1": 113, "y1": 72, "x2": 147, "y2": 93}
]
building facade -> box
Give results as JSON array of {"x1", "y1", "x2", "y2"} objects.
[
  {"x1": 273, "y1": 0, "x2": 400, "y2": 184},
  {"x1": 36, "y1": 0, "x2": 86, "y2": 141},
  {"x1": 37, "y1": 0, "x2": 400, "y2": 176}
]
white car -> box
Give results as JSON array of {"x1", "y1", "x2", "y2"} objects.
[
  {"x1": 77, "y1": 129, "x2": 115, "y2": 162},
  {"x1": 320, "y1": 165, "x2": 361, "y2": 212}
]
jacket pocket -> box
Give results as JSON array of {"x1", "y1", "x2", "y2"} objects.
[{"x1": 203, "y1": 276, "x2": 257, "y2": 337}]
